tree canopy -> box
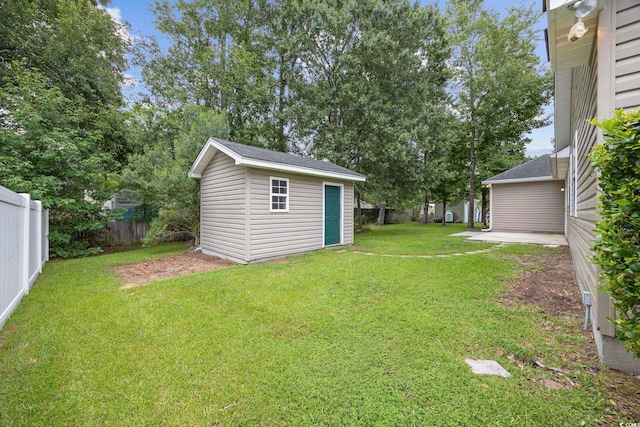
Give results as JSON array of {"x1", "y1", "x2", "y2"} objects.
[
  {"x1": 0, "y1": 0, "x2": 129, "y2": 257},
  {"x1": 0, "y1": 0, "x2": 555, "y2": 256},
  {"x1": 446, "y1": 0, "x2": 553, "y2": 226}
]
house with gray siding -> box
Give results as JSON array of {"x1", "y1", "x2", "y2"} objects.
[
  {"x1": 484, "y1": 0, "x2": 640, "y2": 372},
  {"x1": 188, "y1": 137, "x2": 366, "y2": 263}
]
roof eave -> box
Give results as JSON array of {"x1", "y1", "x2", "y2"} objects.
[
  {"x1": 483, "y1": 176, "x2": 558, "y2": 185},
  {"x1": 546, "y1": 0, "x2": 603, "y2": 73},
  {"x1": 188, "y1": 137, "x2": 366, "y2": 182}
]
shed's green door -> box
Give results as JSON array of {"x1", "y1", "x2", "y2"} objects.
[{"x1": 324, "y1": 185, "x2": 341, "y2": 246}]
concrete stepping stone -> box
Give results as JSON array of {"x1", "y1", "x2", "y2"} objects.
[{"x1": 465, "y1": 358, "x2": 511, "y2": 378}]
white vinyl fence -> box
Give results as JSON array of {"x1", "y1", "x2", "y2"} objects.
[{"x1": 0, "y1": 185, "x2": 49, "y2": 329}]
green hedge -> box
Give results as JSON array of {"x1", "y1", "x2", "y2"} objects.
[{"x1": 590, "y1": 109, "x2": 640, "y2": 357}]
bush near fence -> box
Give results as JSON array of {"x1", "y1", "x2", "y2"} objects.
[{"x1": 0, "y1": 185, "x2": 48, "y2": 329}]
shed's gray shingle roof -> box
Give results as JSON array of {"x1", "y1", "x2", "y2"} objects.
[
  {"x1": 485, "y1": 154, "x2": 553, "y2": 182},
  {"x1": 214, "y1": 137, "x2": 365, "y2": 179}
]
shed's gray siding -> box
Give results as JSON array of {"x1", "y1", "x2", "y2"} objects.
[
  {"x1": 200, "y1": 153, "x2": 247, "y2": 262},
  {"x1": 249, "y1": 169, "x2": 324, "y2": 260},
  {"x1": 491, "y1": 181, "x2": 565, "y2": 233},
  {"x1": 342, "y1": 184, "x2": 354, "y2": 244},
  {"x1": 199, "y1": 151, "x2": 356, "y2": 263}
]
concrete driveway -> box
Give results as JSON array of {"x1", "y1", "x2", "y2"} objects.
[{"x1": 450, "y1": 231, "x2": 568, "y2": 246}]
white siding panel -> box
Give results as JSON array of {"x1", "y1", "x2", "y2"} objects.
[
  {"x1": 200, "y1": 153, "x2": 247, "y2": 261},
  {"x1": 491, "y1": 181, "x2": 565, "y2": 233},
  {"x1": 249, "y1": 169, "x2": 324, "y2": 260}
]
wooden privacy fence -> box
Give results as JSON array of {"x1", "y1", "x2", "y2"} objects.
[
  {"x1": 102, "y1": 221, "x2": 150, "y2": 246},
  {"x1": 0, "y1": 185, "x2": 49, "y2": 329}
]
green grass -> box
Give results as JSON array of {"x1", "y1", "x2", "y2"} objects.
[
  {"x1": 0, "y1": 226, "x2": 619, "y2": 425},
  {"x1": 352, "y1": 222, "x2": 496, "y2": 255}
]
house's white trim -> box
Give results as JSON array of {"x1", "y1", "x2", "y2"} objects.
[
  {"x1": 485, "y1": 183, "x2": 493, "y2": 231},
  {"x1": 269, "y1": 176, "x2": 289, "y2": 213},
  {"x1": 322, "y1": 182, "x2": 344, "y2": 247},
  {"x1": 482, "y1": 176, "x2": 556, "y2": 185},
  {"x1": 189, "y1": 138, "x2": 366, "y2": 182}
]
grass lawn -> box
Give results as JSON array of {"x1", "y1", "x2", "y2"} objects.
[
  {"x1": 352, "y1": 223, "x2": 495, "y2": 255},
  {"x1": 0, "y1": 224, "x2": 631, "y2": 425}
]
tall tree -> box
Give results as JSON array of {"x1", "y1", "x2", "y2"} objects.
[
  {"x1": 0, "y1": 67, "x2": 111, "y2": 257},
  {"x1": 292, "y1": 0, "x2": 449, "y2": 225},
  {"x1": 142, "y1": 0, "x2": 280, "y2": 148},
  {"x1": 0, "y1": 0, "x2": 129, "y2": 257},
  {"x1": 122, "y1": 106, "x2": 230, "y2": 245},
  {"x1": 446, "y1": 0, "x2": 553, "y2": 227}
]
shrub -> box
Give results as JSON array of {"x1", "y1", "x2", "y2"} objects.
[{"x1": 590, "y1": 109, "x2": 640, "y2": 357}]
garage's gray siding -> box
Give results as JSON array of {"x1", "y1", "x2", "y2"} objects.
[
  {"x1": 249, "y1": 169, "x2": 324, "y2": 260},
  {"x1": 200, "y1": 153, "x2": 246, "y2": 261},
  {"x1": 491, "y1": 180, "x2": 565, "y2": 233},
  {"x1": 615, "y1": 0, "x2": 640, "y2": 109}
]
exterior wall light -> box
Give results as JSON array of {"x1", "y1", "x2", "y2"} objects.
[{"x1": 568, "y1": 17, "x2": 588, "y2": 43}]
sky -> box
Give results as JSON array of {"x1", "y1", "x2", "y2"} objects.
[{"x1": 106, "y1": 0, "x2": 555, "y2": 157}]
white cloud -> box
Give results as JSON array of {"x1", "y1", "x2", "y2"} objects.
[
  {"x1": 123, "y1": 74, "x2": 138, "y2": 88},
  {"x1": 101, "y1": 6, "x2": 122, "y2": 22},
  {"x1": 526, "y1": 140, "x2": 554, "y2": 157},
  {"x1": 98, "y1": 5, "x2": 134, "y2": 45}
]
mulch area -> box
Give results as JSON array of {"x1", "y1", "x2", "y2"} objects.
[
  {"x1": 113, "y1": 251, "x2": 235, "y2": 289},
  {"x1": 501, "y1": 246, "x2": 640, "y2": 423}
]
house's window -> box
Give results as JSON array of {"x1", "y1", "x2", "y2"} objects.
[
  {"x1": 270, "y1": 177, "x2": 289, "y2": 212},
  {"x1": 568, "y1": 149, "x2": 575, "y2": 217}
]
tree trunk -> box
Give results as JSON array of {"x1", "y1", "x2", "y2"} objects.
[
  {"x1": 276, "y1": 60, "x2": 287, "y2": 152},
  {"x1": 481, "y1": 185, "x2": 488, "y2": 228},
  {"x1": 356, "y1": 190, "x2": 363, "y2": 231},
  {"x1": 377, "y1": 198, "x2": 386, "y2": 226},
  {"x1": 220, "y1": 33, "x2": 227, "y2": 111},
  {"x1": 441, "y1": 181, "x2": 447, "y2": 227},
  {"x1": 423, "y1": 192, "x2": 430, "y2": 224},
  {"x1": 468, "y1": 127, "x2": 477, "y2": 228}
]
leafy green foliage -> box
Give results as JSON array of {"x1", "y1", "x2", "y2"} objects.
[
  {"x1": 0, "y1": 0, "x2": 129, "y2": 257},
  {"x1": 123, "y1": 106, "x2": 230, "y2": 245},
  {"x1": 142, "y1": 0, "x2": 450, "y2": 221},
  {"x1": 0, "y1": 67, "x2": 111, "y2": 257},
  {"x1": 590, "y1": 109, "x2": 640, "y2": 357},
  {"x1": 291, "y1": 0, "x2": 450, "y2": 222}
]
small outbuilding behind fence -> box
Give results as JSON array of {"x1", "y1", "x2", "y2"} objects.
[
  {"x1": 0, "y1": 185, "x2": 48, "y2": 329},
  {"x1": 189, "y1": 137, "x2": 366, "y2": 263}
]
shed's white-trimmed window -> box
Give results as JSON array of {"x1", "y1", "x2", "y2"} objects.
[{"x1": 270, "y1": 177, "x2": 289, "y2": 212}]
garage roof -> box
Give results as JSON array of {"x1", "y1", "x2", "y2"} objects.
[{"x1": 483, "y1": 154, "x2": 555, "y2": 184}]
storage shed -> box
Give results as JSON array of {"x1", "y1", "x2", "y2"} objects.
[
  {"x1": 188, "y1": 137, "x2": 366, "y2": 263},
  {"x1": 483, "y1": 153, "x2": 567, "y2": 234}
]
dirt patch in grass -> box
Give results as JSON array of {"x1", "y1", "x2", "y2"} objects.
[
  {"x1": 114, "y1": 251, "x2": 236, "y2": 289},
  {"x1": 502, "y1": 246, "x2": 583, "y2": 317},
  {"x1": 502, "y1": 246, "x2": 640, "y2": 422}
]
